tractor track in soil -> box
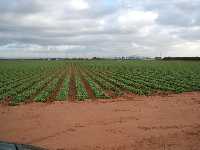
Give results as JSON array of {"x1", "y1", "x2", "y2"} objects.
[
  {"x1": 79, "y1": 70, "x2": 96, "y2": 100},
  {"x1": 68, "y1": 64, "x2": 76, "y2": 101}
]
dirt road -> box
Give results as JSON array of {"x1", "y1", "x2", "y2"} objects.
[{"x1": 0, "y1": 92, "x2": 200, "y2": 150}]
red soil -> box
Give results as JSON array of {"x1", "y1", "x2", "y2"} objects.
[
  {"x1": 81, "y1": 76, "x2": 96, "y2": 100},
  {"x1": 0, "y1": 92, "x2": 200, "y2": 150},
  {"x1": 77, "y1": 67, "x2": 96, "y2": 100},
  {"x1": 68, "y1": 66, "x2": 76, "y2": 101}
]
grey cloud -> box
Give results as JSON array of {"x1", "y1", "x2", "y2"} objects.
[
  {"x1": 0, "y1": 0, "x2": 41, "y2": 15},
  {"x1": 121, "y1": 0, "x2": 200, "y2": 27},
  {"x1": 0, "y1": 0, "x2": 200, "y2": 58}
]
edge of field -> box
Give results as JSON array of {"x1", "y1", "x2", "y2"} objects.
[{"x1": 1, "y1": 91, "x2": 200, "y2": 107}]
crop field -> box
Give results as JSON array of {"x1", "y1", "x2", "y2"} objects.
[
  {"x1": 0, "y1": 60, "x2": 200, "y2": 105},
  {"x1": 1, "y1": 60, "x2": 200, "y2": 150}
]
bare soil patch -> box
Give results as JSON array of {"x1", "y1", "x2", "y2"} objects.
[{"x1": 0, "y1": 92, "x2": 200, "y2": 150}]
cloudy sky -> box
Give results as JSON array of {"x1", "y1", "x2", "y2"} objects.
[{"x1": 0, "y1": 0, "x2": 200, "y2": 58}]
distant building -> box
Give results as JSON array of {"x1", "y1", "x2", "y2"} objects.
[
  {"x1": 47, "y1": 58, "x2": 65, "y2": 61},
  {"x1": 144, "y1": 57, "x2": 154, "y2": 60},
  {"x1": 155, "y1": 57, "x2": 162, "y2": 60}
]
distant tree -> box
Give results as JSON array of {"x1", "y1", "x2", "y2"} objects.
[{"x1": 163, "y1": 57, "x2": 200, "y2": 61}]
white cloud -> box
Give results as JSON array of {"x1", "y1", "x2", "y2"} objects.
[
  {"x1": 69, "y1": 0, "x2": 89, "y2": 10},
  {"x1": 118, "y1": 10, "x2": 158, "y2": 27},
  {"x1": 167, "y1": 41, "x2": 200, "y2": 57}
]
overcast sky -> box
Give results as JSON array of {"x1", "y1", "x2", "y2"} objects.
[{"x1": 0, "y1": 0, "x2": 200, "y2": 58}]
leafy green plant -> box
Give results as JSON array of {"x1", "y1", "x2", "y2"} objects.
[
  {"x1": 85, "y1": 77, "x2": 109, "y2": 98},
  {"x1": 56, "y1": 78, "x2": 69, "y2": 101},
  {"x1": 75, "y1": 76, "x2": 88, "y2": 100}
]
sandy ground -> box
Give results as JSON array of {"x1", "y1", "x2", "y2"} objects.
[{"x1": 0, "y1": 92, "x2": 200, "y2": 150}]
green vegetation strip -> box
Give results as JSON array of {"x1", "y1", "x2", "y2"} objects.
[
  {"x1": 34, "y1": 78, "x2": 59, "y2": 102},
  {"x1": 75, "y1": 76, "x2": 88, "y2": 100},
  {"x1": 13, "y1": 76, "x2": 54, "y2": 104},
  {"x1": 85, "y1": 77, "x2": 109, "y2": 98},
  {"x1": 56, "y1": 78, "x2": 69, "y2": 101},
  {"x1": 1, "y1": 60, "x2": 200, "y2": 104}
]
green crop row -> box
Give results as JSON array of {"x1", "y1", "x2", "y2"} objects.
[
  {"x1": 56, "y1": 77, "x2": 69, "y2": 101},
  {"x1": 85, "y1": 70, "x2": 121, "y2": 94},
  {"x1": 12, "y1": 76, "x2": 54, "y2": 104},
  {"x1": 34, "y1": 78, "x2": 60, "y2": 102},
  {"x1": 75, "y1": 76, "x2": 88, "y2": 100},
  {"x1": 85, "y1": 77, "x2": 109, "y2": 98}
]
